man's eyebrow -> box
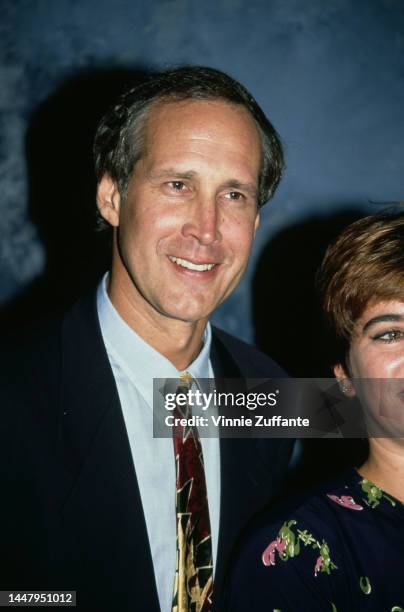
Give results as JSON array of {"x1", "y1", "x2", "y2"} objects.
[
  {"x1": 147, "y1": 168, "x2": 197, "y2": 180},
  {"x1": 220, "y1": 179, "x2": 258, "y2": 198},
  {"x1": 362, "y1": 314, "x2": 404, "y2": 333}
]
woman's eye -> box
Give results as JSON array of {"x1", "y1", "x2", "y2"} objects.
[{"x1": 374, "y1": 330, "x2": 404, "y2": 343}]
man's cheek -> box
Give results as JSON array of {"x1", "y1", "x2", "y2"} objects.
[{"x1": 237, "y1": 233, "x2": 256, "y2": 260}]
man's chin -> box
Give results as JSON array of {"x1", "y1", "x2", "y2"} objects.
[{"x1": 158, "y1": 302, "x2": 213, "y2": 326}]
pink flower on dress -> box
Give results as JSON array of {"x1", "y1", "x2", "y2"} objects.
[
  {"x1": 262, "y1": 537, "x2": 286, "y2": 566},
  {"x1": 314, "y1": 555, "x2": 324, "y2": 576},
  {"x1": 327, "y1": 494, "x2": 363, "y2": 511}
]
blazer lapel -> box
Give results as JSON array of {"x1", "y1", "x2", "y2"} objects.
[
  {"x1": 210, "y1": 331, "x2": 276, "y2": 604},
  {"x1": 58, "y1": 293, "x2": 160, "y2": 611}
]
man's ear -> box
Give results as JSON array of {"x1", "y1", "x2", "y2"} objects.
[
  {"x1": 96, "y1": 174, "x2": 121, "y2": 228},
  {"x1": 334, "y1": 363, "x2": 356, "y2": 397},
  {"x1": 254, "y1": 211, "x2": 260, "y2": 235}
]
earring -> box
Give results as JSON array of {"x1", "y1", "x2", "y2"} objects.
[{"x1": 339, "y1": 380, "x2": 352, "y2": 395}]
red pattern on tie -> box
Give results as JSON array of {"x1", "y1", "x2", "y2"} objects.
[{"x1": 171, "y1": 375, "x2": 213, "y2": 612}]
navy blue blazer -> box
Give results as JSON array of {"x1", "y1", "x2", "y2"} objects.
[{"x1": 0, "y1": 291, "x2": 292, "y2": 611}]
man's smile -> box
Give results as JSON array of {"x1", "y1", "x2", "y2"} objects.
[{"x1": 168, "y1": 255, "x2": 218, "y2": 272}]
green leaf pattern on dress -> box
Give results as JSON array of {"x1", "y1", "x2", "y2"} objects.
[
  {"x1": 262, "y1": 475, "x2": 403, "y2": 610},
  {"x1": 359, "y1": 575, "x2": 372, "y2": 595},
  {"x1": 261, "y1": 519, "x2": 337, "y2": 577},
  {"x1": 359, "y1": 479, "x2": 396, "y2": 508}
]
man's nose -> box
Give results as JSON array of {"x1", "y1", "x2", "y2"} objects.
[{"x1": 181, "y1": 197, "x2": 222, "y2": 245}]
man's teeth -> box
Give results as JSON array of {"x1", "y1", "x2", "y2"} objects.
[{"x1": 169, "y1": 256, "x2": 216, "y2": 272}]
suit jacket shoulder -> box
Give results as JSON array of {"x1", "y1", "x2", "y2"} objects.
[
  {"x1": 0, "y1": 292, "x2": 293, "y2": 612},
  {"x1": 211, "y1": 326, "x2": 288, "y2": 379}
]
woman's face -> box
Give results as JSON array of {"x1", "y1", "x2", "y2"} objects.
[{"x1": 335, "y1": 299, "x2": 404, "y2": 435}]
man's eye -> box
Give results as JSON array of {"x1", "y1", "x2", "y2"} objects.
[
  {"x1": 225, "y1": 191, "x2": 244, "y2": 201},
  {"x1": 168, "y1": 181, "x2": 186, "y2": 190},
  {"x1": 373, "y1": 330, "x2": 404, "y2": 343}
]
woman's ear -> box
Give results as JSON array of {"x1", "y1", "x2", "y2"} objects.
[
  {"x1": 96, "y1": 174, "x2": 121, "y2": 228},
  {"x1": 334, "y1": 363, "x2": 356, "y2": 397}
]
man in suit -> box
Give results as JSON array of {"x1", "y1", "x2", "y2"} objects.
[{"x1": 1, "y1": 66, "x2": 291, "y2": 611}]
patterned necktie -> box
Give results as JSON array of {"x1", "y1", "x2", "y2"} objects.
[{"x1": 171, "y1": 373, "x2": 213, "y2": 612}]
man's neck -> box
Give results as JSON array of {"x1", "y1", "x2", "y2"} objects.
[
  {"x1": 358, "y1": 438, "x2": 404, "y2": 503},
  {"x1": 107, "y1": 272, "x2": 207, "y2": 371}
]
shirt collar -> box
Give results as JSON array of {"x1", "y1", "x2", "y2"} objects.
[{"x1": 96, "y1": 273, "x2": 212, "y2": 405}]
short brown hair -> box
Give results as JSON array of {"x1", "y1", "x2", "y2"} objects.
[{"x1": 317, "y1": 210, "x2": 404, "y2": 364}]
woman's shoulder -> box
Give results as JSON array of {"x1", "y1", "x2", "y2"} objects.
[
  {"x1": 240, "y1": 468, "x2": 402, "y2": 570},
  {"x1": 225, "y1": 469, "x2": 404, "y2": 611},
  {"x1": 250, "y1": 467, "x2": 401, "y2": 535},
  {"x1": 239, "y1": 470, "x2": 362, "y2": 573}
]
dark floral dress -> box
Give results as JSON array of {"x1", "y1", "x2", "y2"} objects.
[{"x1": 226, "y1": 469, "x2": 404, "y2": 611}]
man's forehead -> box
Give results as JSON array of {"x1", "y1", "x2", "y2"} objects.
[
  {"x1": 144, "y1": 97, "x2": 260, "y2": 139},
  {"x1": 138, "y1": 97, "x2": 262, "y2": 175}
]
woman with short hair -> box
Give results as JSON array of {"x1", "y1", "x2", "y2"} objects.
[{"x1": 226, "y1": 211, "x2": 404, "y2": 611}]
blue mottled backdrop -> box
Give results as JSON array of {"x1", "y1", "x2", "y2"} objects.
[{"x1": 1, "y1": 0, "x2": 403, "y2": 374}]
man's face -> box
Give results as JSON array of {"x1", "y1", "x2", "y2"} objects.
[{"x1": 100, "y1": 99, "x2": 262, "y2": 325}]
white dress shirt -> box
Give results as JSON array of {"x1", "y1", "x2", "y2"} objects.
[{"x1": 96, "y1": 274, "x2": 220, "y2": 612}]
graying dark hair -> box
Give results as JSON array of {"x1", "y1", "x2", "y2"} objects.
[{"x1": 94, "y1": 65, "x2": 284, "y2": 229}]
